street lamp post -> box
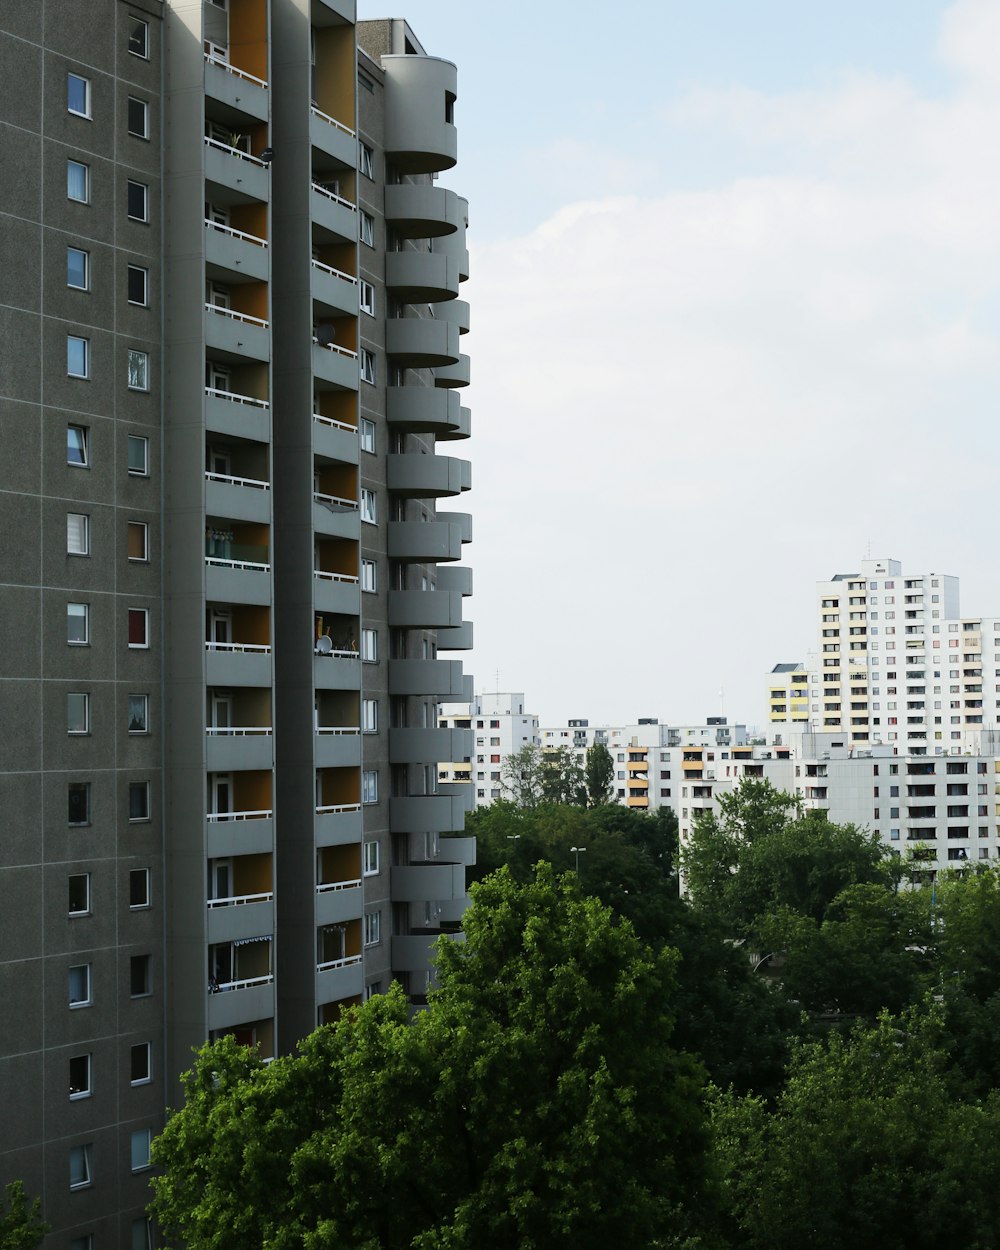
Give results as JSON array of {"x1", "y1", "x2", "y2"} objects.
[{"x1": 570, "y1": 845, "x2": 586, "y2": 875}]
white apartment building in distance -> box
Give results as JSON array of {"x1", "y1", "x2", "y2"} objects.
[
  {"x1": 438, "y1": 693, "x2": 539, "y2": 801},
  {"x1": 770, "y1": 557, "x2": 1000, "y2": 757}
]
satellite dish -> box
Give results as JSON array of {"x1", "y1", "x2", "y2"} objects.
[
  {"x1": 259, "y1": 147, "x2": 274, "y2": 164},
  {"x1": 316, "y1": 634, "x2": 333, "y2": 654},
  {"x1": 315, "y1": 324, "x2": 335, "y2": 346}
]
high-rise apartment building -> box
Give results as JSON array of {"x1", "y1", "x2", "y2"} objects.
[
  {"x1": 438, "y1": 693, "x2": 539, "y2": 799},
  {"x1": 770, "y1": 557, "x2": 1000, "y2": 757},
  {"x1": 0, "y1": 3, "x2": 474, "y2": 1244}
]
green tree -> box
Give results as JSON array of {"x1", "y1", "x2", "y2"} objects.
[
  {"x1": 539, "y1": 746, "x2": 586, "y2": 806},
  {"x1": 584, "y1": 741, "x2": 615, "y2": 807},
  {"x1": 152, "y1": 867, "x2": 718, "y2": 1250},
  {"x1": 499, "y1": 743, "x2": 543, "y2": 807},
  {"x1": 713, "y1": 1005, "x2": 1000, "y2": 1250},
  {"x1": 0, "y1": 1182, "x2": 48, "y2": 1250}
]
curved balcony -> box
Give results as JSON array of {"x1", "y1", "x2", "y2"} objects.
[
  {"x1": 436, "y1": 404, "x2": 471, "y2": 442},
  {"x1": 431, "y1": 204, "x2": 469, "y2": 283},
  {"x1": 436, "y1": 621, "x2": 473, "y2": 651},
  {"x1": 389, "y1": 727, "x2": 473, "y2": 764},
  {"x1": 389, "y1": 658, "x2": 467, "y2": 699},
  {"x1": 392, "y1": 862, "x2": 466, "y2": 903},
  {"x1": 387, "y1": 453, "x2": 470, "y2": 499},
  {"x1": 438, "y1": 511, "x2": 472, "y2": 544},
  {"x1": 390, "y1": 792, "x2": 467, "y2": 833},
  {"x1": 388, "y1": 519, "x2": 463, "y2": 563},
  {"x1": 383, "y1": 55, "x2": 458, "y2": 175},
  {"x1": 434, "y1": 353, "x2": 470, "y2": 389},
  {"x1": 434, "y1": 297, "x2": 469, "y2": 334},
  {"x1": 386, "y1": 386, "x2": 462, "y2": 435},
  {"x1": 385, "y1": 319, "x2": 460, "y2": 369},
  {"x1": 388, "y1": 588, "x2": 465, "y2": 628},
  {"x1": 435, "y1": 565, "x2": 473, "y2": 596},
  {"x1": 384, "y1": 184, "x2": 462, "y2": 239},
  {"x1": 385, "y1": 252, "x2": 460, "y2": 305}
]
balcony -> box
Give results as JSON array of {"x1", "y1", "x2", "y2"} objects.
[
  {"x1": 387, "y1": 453, "x2": 471, "y2": 499},
  {"x1": 204, "y1": 135, "x2": 270, "y2": 202},
  {"x1": 431, "y1": 210, "x2": 469, "y2": 283},
  {"x1": 315, "y1": 727, "x2": 362, "y2": 768},
  {"x1": 204, "y1": 51, "x2": 269, "y2": 124},
  {"x1": 388, "y1": 519, "x2": 465, "y2": 563},
  {"x1": 386, "y1": 386, "x2": 462, "y2": 436},
  {"x1": 385, "y1": 319, "x2": 460, "y2": 369},
  {"x1": 205, "y1": 641, "x2": 272, "y2": 686},
  {"x1": 384, "y1": 184, "x2": 462, "y2": 239},
  {"x1": 313, "y1": 493, "x2": 360, "y2": 541},
  {"x1": 434, "y1": 353, "x2": 471, "y2": 388},
  {"x1": 208, "y1": 895, "x2": 275, "y2": 945},
  {"x1": 311, "y1": 258, "x2": 359, "y2": 318},
  {"x1": 205, "y1": 726, "x2": 273, "y2": 772},
  {"x1": 389, "y1": 727, "x2": 473, "y2": 764},
  {"x1": 389, "y1": 659, "x2": 467, "y2": 699},
  {"x1": 390, "y1": 793, "x2": 468, "y2": 834},
  {"x1": 315, "y1": 880, "x2": 363, "y2": 927},
  {"x1": 312, "y1": 338, "x2": 358, "y2": 391},
  {"x1": 392, "y1": 863, "x2": 466, "y2": 903},
  {"x1": 309, "y1": 104, "x2": 357, "y2": 168},
  {"x1": 311, "y1": 182, "x2": 358, "y2": 246},
  {"x1": 383, "y1": 54, "x2": 458, "y2": 174},
  {"x1": 313, "y1": 650, "x2": 361, "y2": 691},
  {"x1": 435, "y1": 297, "x2": 470, "y2": 334},
  {"x1": 205, "y1": 810, "x2": 274, "y2": 858},
  {"x1": 205, "y1": 470, "x2": 271, "y2": 525},
  {"x1": 316, "y1": 957, "x2": 363, "y2": 1005},
  {"x1": 385, "y1": 252, "x2": 460, "y2": 304},
  {"x1": 205, "y1": 535, "x2": 271, "y2": 605},
  {"x1": 205, "y1": 219, "x2": 269, "y2": 283},
  {"x1": 388, "y1": 588, "x2": 465, "y2": 629},
  {"x1": 313, "y1": 569, "x2": 360, "y2": 615},
  {"x1": 204, "y1": 386, "x2": 270, "y2": 442},
  {"x1": 207, "y1": 977, "x2": 274, "y2": 1032},
  {"x1": 436, "y1": 621, "x2": 473, "y2": 651},
  {"x1": 315, "y1": 803, "x2": 362, "y2": 846},
  {"x1": 436, "y1": 565, "x2": 473, "y2": 597}
]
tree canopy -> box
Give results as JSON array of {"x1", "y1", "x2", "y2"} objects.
[
  {"x1": 0, "y1": 1182, "x2": 48, "y2": 1250},
  {"x1": 152, "y1": 866, "x2": 718, "y2": 1250}
]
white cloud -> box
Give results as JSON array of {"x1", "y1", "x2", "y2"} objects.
[{"x1": 460, "y1": 0, "x2": 1000, "y2": 726}]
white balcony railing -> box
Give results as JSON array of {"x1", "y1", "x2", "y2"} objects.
[
  {"x1": 203, "y1": 135, "x2": 271, "y2": 168},
  {"x1": 316, "y1": 878, "x2": 362, "y2": 895},
  {"x1": 204, "y1": 218, "x2": 268, "y2": 248},
  {"x1": 204, "y1": 51, "x2": 268, "y2": 89},
  {"x1": 316, "y1": 954, "x2": 362, "y2": 973},
  {"x1": 205, "y1": 726, "x2": 273, "y2": 736},
  {"x1": 314, "y1": 490, "x2": 358, "y2": 509},
  {"x1": 206, "y1": 556, "x2": 271, "y2": 572},
  {"x1": 206, "y1": 808, "x2": 273, "y2": 823},
  {"x1": 309, "y1": 104, "x2": 356, "y2": 138},
  {"x1": 204, "y1": 641, "x2": 272, "y2": 654},
  {"x1": 313, "y1": 569, "x2": 359, "y2": 585},
  {"x1": 207, "y1": 891, "x2": 273, "y2": 909},
  {"x1": 313, "y1": 412, "x2": 356, "y2": 433},
  {"x1": 205, "y1": 386, "x2": 270, "y2": 409},
  {"x1": 205, "y1": 471, "x2": 270, "y2": 490},
  {"x1": 311, "y1": 257, "x2": 358, "y2": 284},
  {"x1": 310, "y1": 181, "x2": 357, "y2": 212},
  {"x1": 311, "y1": 335, "x2": 358, "y2": 360},
  {"x1": 315, "y1": 803, "x2": 362, "y2": 815},
  {"x1": 315, "y1": 726, "x2": 361, "y2": 735},
  {"x1": 205, "y1": 302, "x2": 270, "y2": 329},
  {"x1": 212, "y1": 973, "x2": 274, "y2": 993}
]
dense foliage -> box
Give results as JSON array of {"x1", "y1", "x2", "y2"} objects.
[
  {"x1": 152, "y1": 779, "x2": 1000, "y2": 1248},
  {"x1": 0, "y1": 1182, "x2": 48, "y2": 1250}
]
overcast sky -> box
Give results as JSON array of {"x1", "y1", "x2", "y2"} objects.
[{"x1": 359, "y1": 0, "x2": 1000, "y2": 730}]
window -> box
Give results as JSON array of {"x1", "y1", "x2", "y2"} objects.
[
  {"x1": 127, "y1": 521, "x2": 148, "y2": 561},
  {"x1": 130, "y1": 1042, "x2": 151, "y2": 1085},
  {"x1": 130, "y1": 954, "x2": 151, "y2": 996},
  {"x1": 132, "y1": 1218, "x2": 152, "y2": 1250},
  {"x1": 130, "y1": 1128, "x2": 152, "y2": 1172},
  {"x1": 68, "y1": 873, "x2": 91, "y2": 916},
  {"x1": 67, "y1": 335, "x2": 89, "y2": 378},
  {"x1": 69, "y1": 1143, "x2": 93, "y2": 1190},
  {"x1": 67, "y1": 425, "x2": 89, "y2": 468},
  {"x1": 363, "y1": 910, "x2": 380, "y2": 946},
  {"x1": 67, "y1": 73, "x2": 90, "y2": 118},
  {"x1": 129, "y1": 781, "x2": 150, "y2": 821},
  {"x1": 361, "y1": 628, "x2": 377, "y2": 662},
  {"x1": 128, "y1": 17, "x2": 149, "y2": 57},
  {"x1": 127, "y1": 266, "x2": 149, "y2": 307},
  {"x1": 67, "y1": 603, "x2": 89, "y2": 646},
  {"x1": 127, "y1": 434, "x2": 149, "y2": 475},
  {"x1": 67, "y1": 248, "x2": 89, "y2": 290},
  {"x1": 360, "y1": 487, "x2": 377, "y2": 523},
  {"x1": 68, "y1": 693, "x2": 90, "y2": 735},
  {"x1": 361, "y1": 558, "x2": 377, "y2": 593},
  {"x1": 360, "y1": 417, "x2": 376, "y2": 453},
  {"x1": 128, "y1": 608, "x2": 149, "y2": 648},
  {"x1": 67, "y1": 159, "x2": 90, "y2": 203},
  {"x1": 71, "y1": 1236, "x2": 93, "y2": 1250},
  {"x1": 68, "y1": 783, "x2": 90, "y2": 826},
  {"x1": 127, "y1": 180, "x2": 149, "y2": 222},
  {"x1": 67, "y1": 513, "x2": 90, "y2": 555},
  {"x1": 362, "y1": 770, "x2": 378, "y2": 805},
  {"x1": 69, "y1": 1053, "x2": 91, "y2": 1099},
  {"x1": 360, "y1": 281, "x2": 375, "y2": 315},
  {"x1": 362, "y1": 699, "x2": 378, "y2": 734},
  {"x1": 360, "y1": 348, "x2": 376, "y2": 385},
  {"x1": 129, "y1": 869, "x2": 150, "y2": 909},
  {"x1": 68, "y1": 964, "x2": 92, "y2": 1007},
  {"x1": 360, "y1": 210, "x2": 374, "y2": 247},
  {"x1": 363, "y1": 840, "x2": 379, "y2": 874},
  {"x1": 359, "y1": 140, "x2": 374, "y2": 178},
  {"x1": 127, "y1": 97, "x2": 149, "y2": 138},
  {"x1": 128, "y1": 694, "x2": 149, "y2": 734},
  {"x1": 127, "y1": 349, "x2": 149, "y2": 391}
]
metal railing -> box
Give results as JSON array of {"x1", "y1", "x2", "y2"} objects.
[
  {"x1": 206, "y1": 555, "x2": 271, "y2": 573},
  {"x1": 313, "y1": 412, "x2": 356, "y2": 433},
  {"x1": 313, "y1": 569, "x2": 359, "y2": 584},
  {"x1": 316, "y1": 878, "x2": 362, "y2": 894},
  {"x1": 205, "y1": 471, "x2": 270, "y2": 490},
  {"x1": 204, "y1": 641, "x2": 271, "y2": 654},
  {"x1": 311, "y1": 257, "x2": 358, "y2": 284},
  {"x1": 205, "y1": 386, "x2": 269, "y2": 409},
  {"x1": 311, "y1": 335, "x2": 358, "y2": 360},
  {"x1": 309, "y1": 104, "x2": 356, "y2": 137},
  {"x1": 205, "y1": 726, "x2": 273, "y2": 736},
  {"x1": 316, "y1": 954, "x2": 362, "y2": 973},
  {"x1": 207, "y1": 891, "x2": 273, "y2": 909},
  {"x1": 310, "y1": 181, "x2": 358, "y2": 212},
  {"x1": 212, "y1": 973, "x2": 274, "y2": 992},
  {"x1": 204, "y1": 51, "x2": 268, "y2": 89},
  {"x1": 204, "y1": 135, "x2": 270, "y2": 168},
  {"x1": 204, "y1": 218, "x2": 268, "y2": 248},
  {"x1": 206, "y1": 808, "x2": 273, "y2": 823},
  {"x1": 315, "y1": 803, "x2": 362, "y2": 815},
  {"x1": 314, "y1": 490, "x2": 358, "y2": 509},
  {"x1": 315, "y1": 726, "x2": 361, "y2": 735},
  {"x1": 204, "y1": 302, "x2": 270, "y2": 329}
]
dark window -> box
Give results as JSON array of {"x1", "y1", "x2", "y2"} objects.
[
  {"x1": 128, "y1": 18, "x2": 148, "y2": 57},
  {"x1": 68, "y1": 783, "x2": 90, "y2": 825},
  {"x1": 130, "y1": 954, "x2": 151, "y2": 997},
  {"x1": 127, "y1": 181, "x2": 148, "y2": 222},
  {"x1": 129, "y1": 782, "x2": 150, "y2": 821},
  {"x1": 127, "y1": 266, "x2": 148, "y2": 306},
  {"x1": 127, "y1": 97, "x2": 148, "y2": 138}
]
